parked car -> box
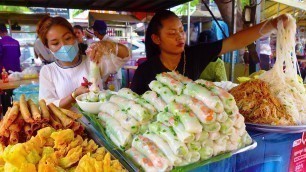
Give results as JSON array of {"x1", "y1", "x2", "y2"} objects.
[{"x1": 121, "y1": 39, "x2": 146, "y2": 60}]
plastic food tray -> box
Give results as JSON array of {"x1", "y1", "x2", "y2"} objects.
[
  {"x1": 81, "y1": 112, "x2": 257, "y2": 172},
  {"x1": 246, "y1": 123, "x2": 306, "y2": 133}
]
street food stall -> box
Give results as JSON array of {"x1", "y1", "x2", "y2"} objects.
[{"x1": 1, "y1": 0, "x2": 306, "y2": 172}]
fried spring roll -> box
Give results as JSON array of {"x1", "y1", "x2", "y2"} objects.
[
  {"x1": 9, "y1": 123, "x2": 22, "y2": 132},
  {"x1": 49, "y1": 115, "x2": 62, "y2": 130},
  {"x1": 60, "y1": 108, "x2": 82, "y2": 120},
  {"x1": 15, "y1": 114, "x2": 25, "y2": 127},
  {"x1": 0, "y1": 102, "x2": 19, "y2": 133},
  {"x1": 3, "y1": 129, "x2": 10, "y2": 138},
  {"x1": 0, "y1": 107, "x2": 10, "y2": 135},
  {"x1": 39, "y1": 99, "x2": 50, "y2": 122},
  {"x1": 41, "y1": 123, "x2": 51, "y2": 128},
  {"x1": 28, "y1": 99, "x2": 41, "y2": 121},
  {"x1": 48, "y1": 103, "x2": 73, "y2": 127},
  {"x1": 31, "y1": 122, "x2": 42, "y2": 132},
  {"x1": 71, "y1": 121, "x2": 80, "y2": 131},
  {"x1": 24, "y1": 124, "x2": 32, "y2": 136},
  {"x1": 9, "y1": 131, "x2": 19, "y2": 145},
  {"x1": 20, "y1": 95, "x2": 34, "y2": 123}
]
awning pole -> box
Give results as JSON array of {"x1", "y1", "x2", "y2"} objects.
[
  {"x1": 230, "y1": 0, "x2": 236, "y2": 81},
  {"x1": 187, "y1": 2, "x2": 191, "y2": 45}
]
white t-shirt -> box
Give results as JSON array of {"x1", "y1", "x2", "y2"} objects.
[
  {"x1": 34, "y1": 38, "x2": 56, "y2": 63},
  {"x1": 39, "y1": 54, "x2": 130, "y2": 107}
]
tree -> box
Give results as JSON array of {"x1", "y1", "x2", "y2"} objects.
[
  {"x1": 72, "y1": 9, "x2": 85, "y2": 18},
  {"x1": 174, "y1": 0, "x2": 199, "y2": 16},
  {"x1": 0, "y1": 6, "x2": 31, "y2": 13}
]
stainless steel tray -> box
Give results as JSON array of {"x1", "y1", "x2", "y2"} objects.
[
  {"x1": 246, "y1": 122, "x2": 306, "y2": 133},
  {"x1": 81, "y1": 112, "x2": 257, "y2": 171}
]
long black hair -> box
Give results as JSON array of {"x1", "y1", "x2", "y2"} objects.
[{"x1": 145, "y1": 10, "x2": 179, "y2": 60}]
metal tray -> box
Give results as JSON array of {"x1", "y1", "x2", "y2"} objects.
[
  {"x1": 81, "y1": 112, "x2": 257, "y2": 172},
  {"x1": 79, "y1": 117, "x2": 138, "y2": 172},
  {"x1": 246, "y1": 122, "x2": 306, "y2": 133}
]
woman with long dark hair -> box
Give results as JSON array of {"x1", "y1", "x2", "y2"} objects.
[{"x1": 131, "y1": 10, "x2": 288, "y2": 94}]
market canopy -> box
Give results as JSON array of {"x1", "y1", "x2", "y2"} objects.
[
  {"x1": 0, "y1": 0, "x2": 192, "y2": 12},
  {"x1": 89, "y1": 12, "x2": 140, "y2": 25},
  {"x1": 262, "y1": 0, "x2": 306, "y2": 26},
  {"x1": 0, "y1": 12, "x2": 48, "y2": 25}
]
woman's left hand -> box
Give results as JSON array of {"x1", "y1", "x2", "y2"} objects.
[
  {"x1": 86, "y1": 41, "x2": 116, "y2": 63},
  {"x1": 271, "y1": 14, "x2": 289, "y2": 29}
]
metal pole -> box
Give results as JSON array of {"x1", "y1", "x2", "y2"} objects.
[
  {"x1": 8, "y1": 19, "x2": 11, "y2": 36},
  {"x1": 230, "y1": 0, "x2": 236, "y2": 81},
  {"x1": 187, "y1": 2, "x2": 191, "y2": 45},
  {"x1": 255, "y1": 0, "x2": 262, "y2": 55}
]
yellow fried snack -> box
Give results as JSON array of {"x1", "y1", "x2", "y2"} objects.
[
  {"x1": 103, "y1": 152, "x2": 111, "y2": 172},
  {"x1": 0, "y1": 127, "x2": 125, "y2": 172},
  {"x1": 59, "y1": 146, "x2": 82, "y2": 168},
  {"x1": 75, "y1": 153, "x2": 103, "y2": 172},
  {"x1": 91, "y1": 147, "x2": 106, "y2": 161},
  {"x1": 82, "y1": 139, "x2": 98, "y2": 155},
  {"x1": 51, "y1": 129, "x2": 74, "y2": 149}
]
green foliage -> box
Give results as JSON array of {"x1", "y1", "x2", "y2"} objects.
[
  {"x1": 174, "y1": 0, "x2": 199, "y2": 16},
  {"x1": 0, "y1": 5, "x2": 31, "y2": 12},
  {"x1": 72, "y1": 9, "x2": 85, "y2": 17},
  {"x1": 241, "y1": 0, "x2": 250, "y2": 9}
]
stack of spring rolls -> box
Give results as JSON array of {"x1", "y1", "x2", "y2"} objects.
[
  {"x1": 0, "y1": 95, "x2": 84, "y2": 146},
  {"x1": 96, "y1": 72, "x2": 252, "y2": 171}
]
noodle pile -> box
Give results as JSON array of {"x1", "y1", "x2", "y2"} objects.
[
  {"x1": 230, "y1": 14, "x2": 306, "y2": 125},
  {"x1": 229, "y1": 79, "x2": 294, "y2": 125}
]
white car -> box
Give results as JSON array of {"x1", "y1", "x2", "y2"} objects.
[{"x1": 122, "y1": 39, "x2": 146, "y2": 60}]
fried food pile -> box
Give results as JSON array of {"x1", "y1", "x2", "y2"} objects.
[
  {"x1": 229, "y1": 79, "x2": 295, "y2": 125},
  {"x1": 0, "y1": 127, "x2": 125, "y2": 172},
  {"x1": 0, "y1": 95, "x2": 84, "y2": 146}
]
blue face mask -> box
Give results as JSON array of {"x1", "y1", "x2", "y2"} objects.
[{"x1": 52, "y1": 41, "x2": 79, "y2": 62}]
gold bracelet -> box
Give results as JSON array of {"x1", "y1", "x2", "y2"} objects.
[{"x1": 71, "y1": 91, "x2": 77, "y2": 100}]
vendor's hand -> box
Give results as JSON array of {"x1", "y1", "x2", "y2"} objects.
[
  {"x1": 74, "y1": 86, "x2": 89, "y2": 97},
  {"x1": 86, "y1": 41, "x2": 116, "y2": 64},
  {"x1": 271, "y1": 14, "x2": 289, "y2": 29}
]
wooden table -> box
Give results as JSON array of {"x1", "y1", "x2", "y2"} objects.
[{"x1": 0, "y1": 78, "x2": 39, "y2": 90}]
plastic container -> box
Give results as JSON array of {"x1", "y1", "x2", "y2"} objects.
[{"x1": 13, "y1": 83, "x2": 39, "y2": 104}]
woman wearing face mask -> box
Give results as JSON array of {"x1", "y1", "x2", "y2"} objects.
[
  {"x1": 38, "y1": 16, "x2": 130, "y2": 109},
  {"x1": 131, "y1": 10, "x2": 289, "y2": 94}
]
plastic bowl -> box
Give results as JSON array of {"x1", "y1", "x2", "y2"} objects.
[{"x1": 75, "y1": 92, "x2": 103, "y2": 114}]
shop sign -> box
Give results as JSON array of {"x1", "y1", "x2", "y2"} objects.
[{"x1": 289, "y1": 132, "x2": 306, "y2": 172}]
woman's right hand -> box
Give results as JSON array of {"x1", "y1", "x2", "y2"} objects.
[
  {"x1": 86, "y1": 41, "x2": 116, "y2": 64},
  {"x1": 74, "y1": 85, "x2": 89, "y2": 97}
]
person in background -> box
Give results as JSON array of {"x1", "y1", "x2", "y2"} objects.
[
  {"x1": 259, "y1": 36, "x2": 272, "y2": 70},
  {"x1": 131, "y1": 10, "x2": 289, "y2": 95},
  {"x1": 92, "y1": 20, "x2": 123, "y2": 89},
  {"x1": 85, "y1": 28, "x2": 96, "y2": 46},
  {"x1": 73, "y1": 25, "x2": 87, "y2": 55},
  {"x1": 38, "y1": 16, "x2": 130, "y2": 109},
  {"x1": 92, "y1": 20, "x2": 112, "y2": 41},
  {"x1": 34, "y1": 38, "x2": 56, "y2": 64},
  {"x1": 0, "y1": 24, "x2": 21, "y2": 72}
]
